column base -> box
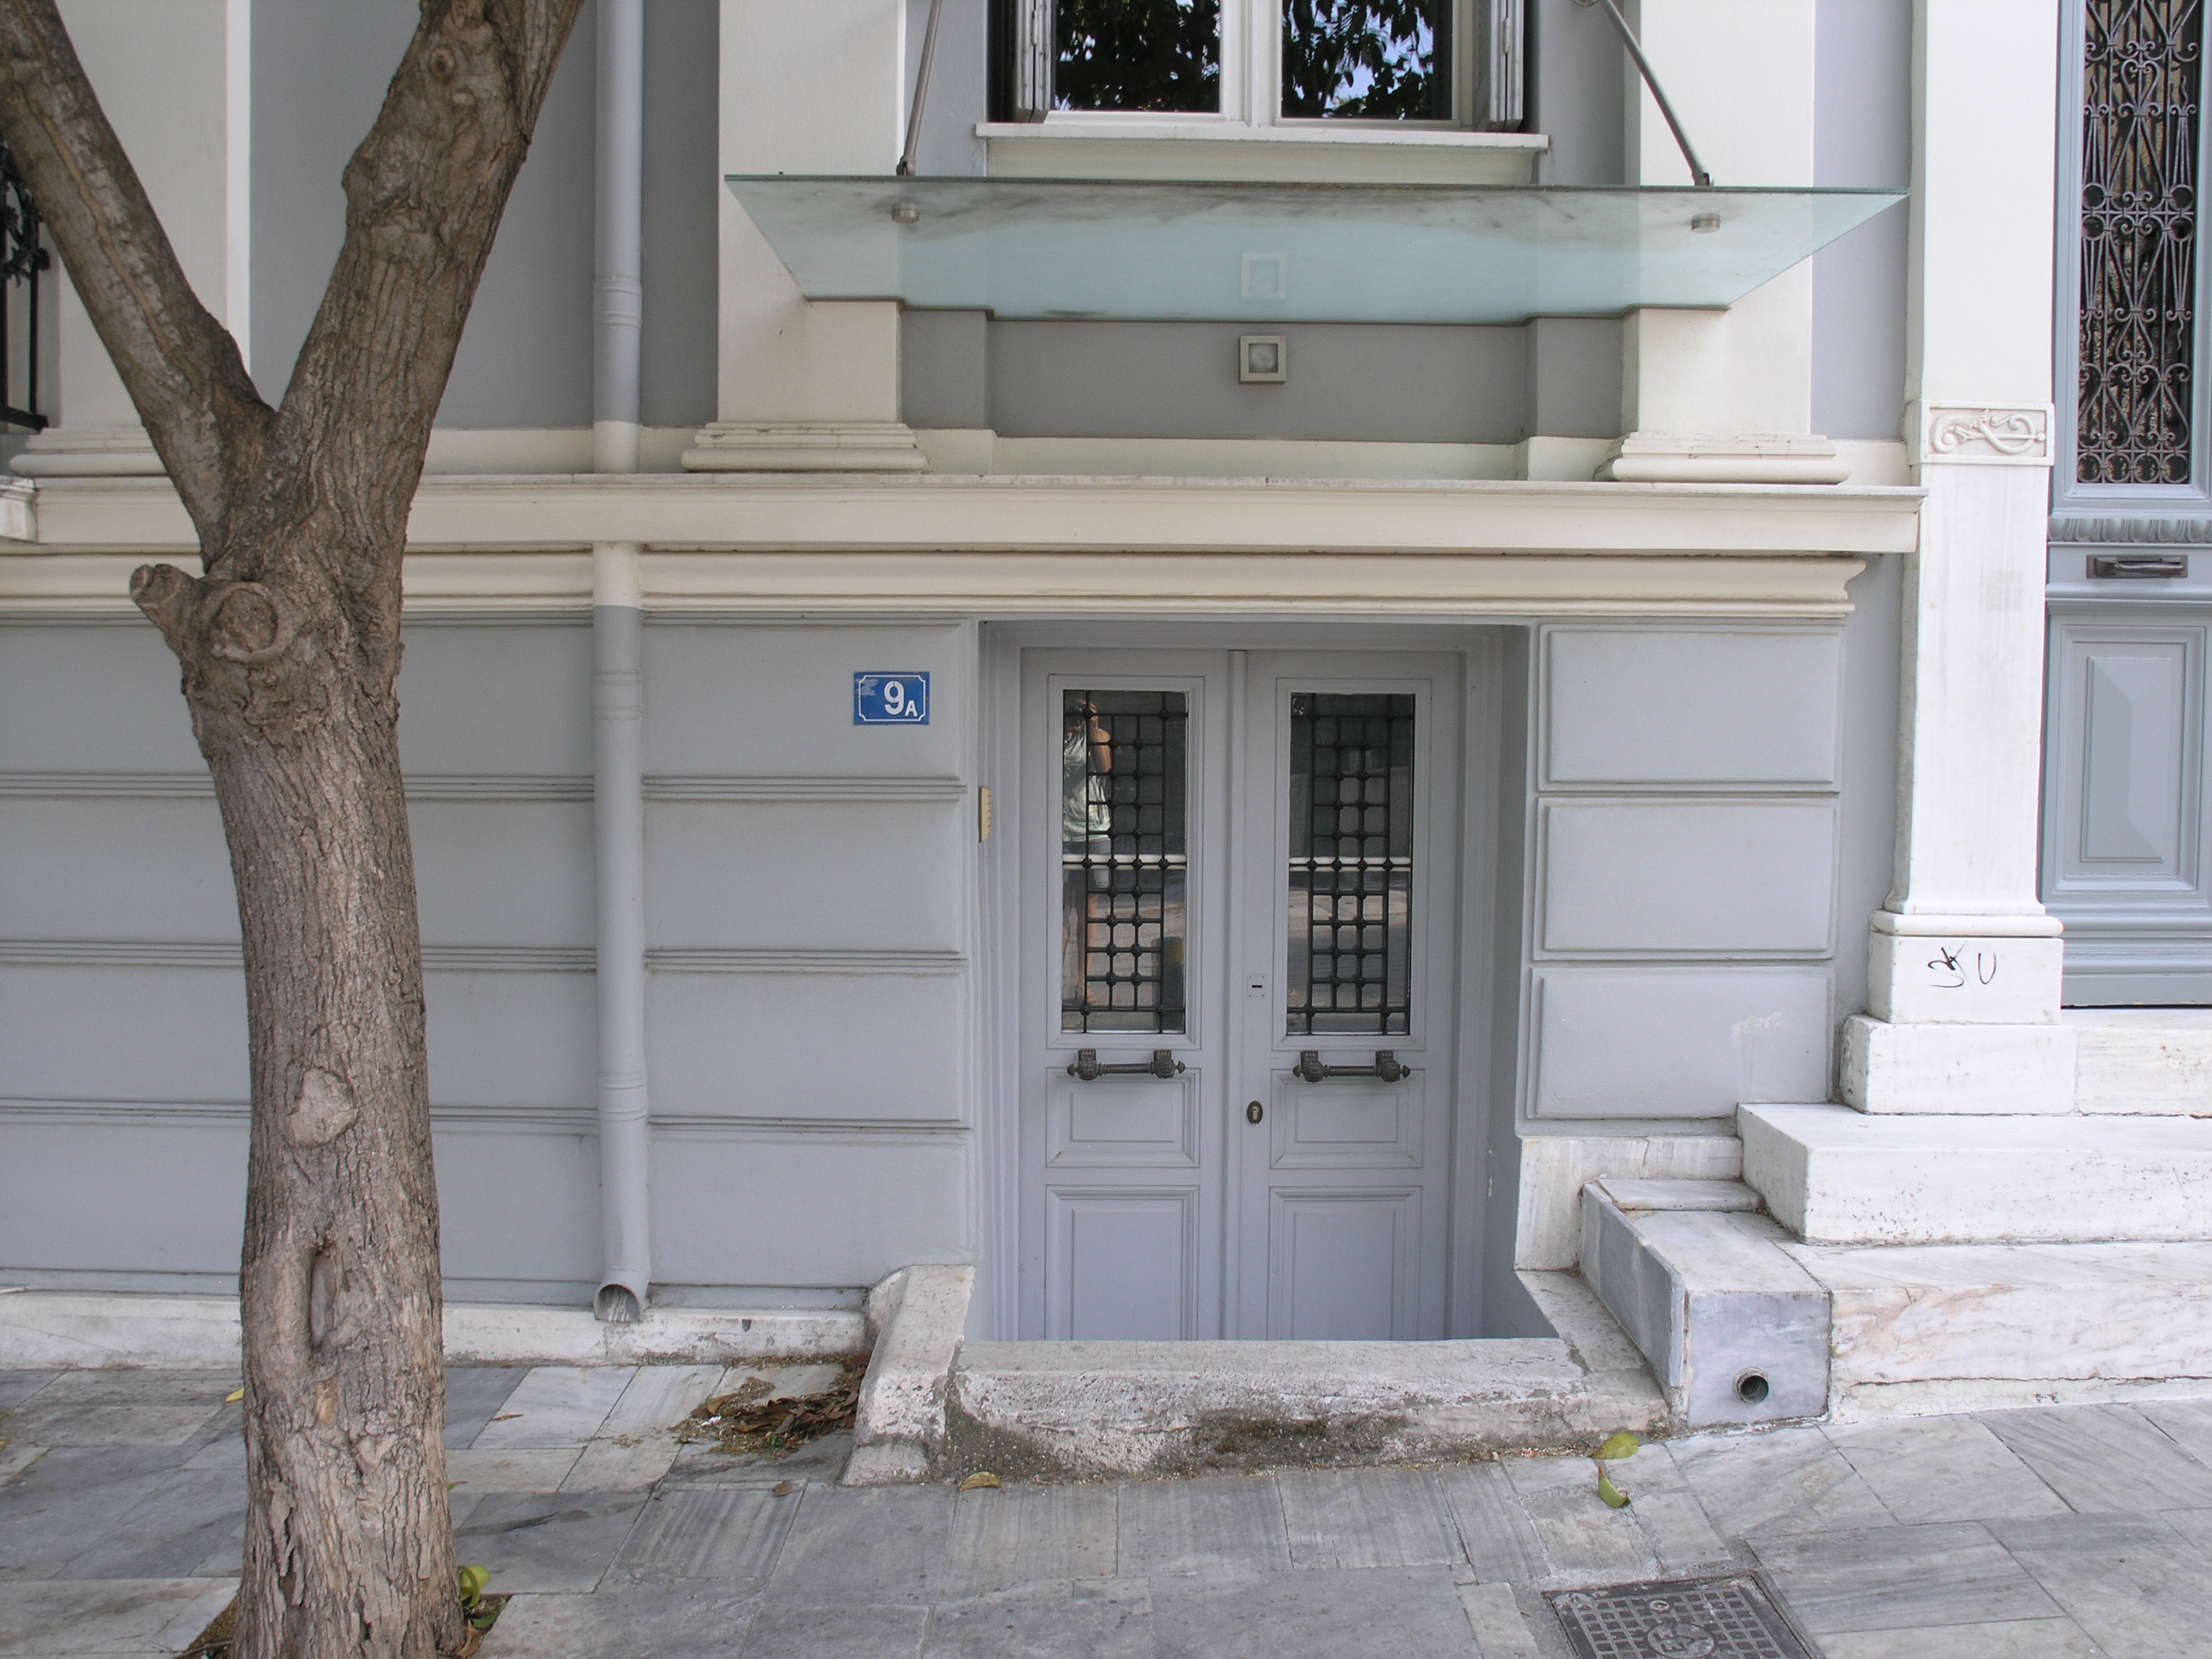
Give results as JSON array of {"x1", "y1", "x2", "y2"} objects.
[
  {"x1": 10, "y1": 424, "x2": 165, "y2": 478},
  {"x1": 1868, "y1": 924, "x2": 2064, "y2": 1024},
  {"x1": 1595, "y1": 432, "x2": 1850, "y2": 485},
  {"x1": 682, "y1": 421, "x2": 928, "y2": 473},
  {"x1": 1840, "y1": 1015, "x2": 2077, "y2": 1113}
]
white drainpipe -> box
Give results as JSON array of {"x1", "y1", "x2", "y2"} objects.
[{"x1": 592, "y1": 0, "x2": 650, "y2": 1323}]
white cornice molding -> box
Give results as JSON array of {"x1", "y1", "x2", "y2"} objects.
[{"x1": 0, "y1": 472, "x2": 1917, "y2": 615}]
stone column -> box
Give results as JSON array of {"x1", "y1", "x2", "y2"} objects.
[
  {"x1": 1599, "y1": 0, "x2": 1848, "y2": 485},
  {"x1": 684, "y1": 0, "x2": 924, "y2": 473},
  {"x1": 15, "y1": 0, "x2": 241, "y2": 478},
  {"x1": 1845, "y1": 0, "x2": 2067, "y2": 1111}
]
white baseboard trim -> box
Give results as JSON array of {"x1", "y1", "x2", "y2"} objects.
[{"x1": 0, "y1": 1289, "x2": 866, "y2": 1370}]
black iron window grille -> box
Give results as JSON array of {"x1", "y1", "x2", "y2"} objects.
[
  {"x1": 1060, "y1": 689, "x2": 1191, "y2": 1034},
  {"x1": 2078, "y1": 0, "x2": 2203, "y2": 485},
  {"x1": 1286, "y1": 692, "x2": 1414, "y2": 1037},
  {"x1": 0, "y1": 140, "x2": 47, "y2": 432}
]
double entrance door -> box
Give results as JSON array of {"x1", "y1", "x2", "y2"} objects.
[{"x1": 1016, "y1": 647, "x2": 1467, "y2": 1341}]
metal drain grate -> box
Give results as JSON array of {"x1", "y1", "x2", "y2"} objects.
[{"x1": 1544, "y1": 1576, "x2": 1812, "y2": 1659}]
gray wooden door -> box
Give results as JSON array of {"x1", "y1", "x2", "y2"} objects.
[{"x1": 1017, "y1": 648, "x2": 1462, "y2": 1340}]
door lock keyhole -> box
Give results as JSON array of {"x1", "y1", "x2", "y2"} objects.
[{"x1": 1246, "y1": 1101, "x2": 1263, "y2": 1124}]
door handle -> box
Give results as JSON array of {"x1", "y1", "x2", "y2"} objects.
[
  {"x1": 1294, "y1": 1050, "x2": 1408, "y2": 1083},
  {"x1": 1067, "y1": 1048, "x2": 1186, "y2": 1081}
]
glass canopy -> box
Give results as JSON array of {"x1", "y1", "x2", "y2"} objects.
[{"x1": 726, "y1": 176, "x2": 1905, "y2": 327}]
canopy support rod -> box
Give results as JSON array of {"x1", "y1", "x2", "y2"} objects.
[
  {"x1": 1574, "y1": 0, "x2": 1713, "y2": 187},
  {"x1": 897, "y1": 0, "x2": 948, "y2": 177}
]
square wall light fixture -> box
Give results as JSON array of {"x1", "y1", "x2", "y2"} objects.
[{"x1": 1240, "y1": 334, "x2": 1287, "y2": 384}]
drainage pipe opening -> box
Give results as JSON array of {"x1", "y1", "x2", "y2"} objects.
[{"x1": 1735, "y1": 1370, "x2": 1771, "y2": 1406}]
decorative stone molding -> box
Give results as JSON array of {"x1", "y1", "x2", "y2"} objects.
[
  {"x1": 1908, "y1": 401, "x2": 2053, "y2": 466},
  {"x1": 2049, "y1": 514, "x2": 2212, "y2": 546},
  {"x1": 9, "y1": 424, "x2": 165, "y2": 478},
  {"x1": 1596, "y1": 433, "x2": 1851, "y2": 485},
  {"x1": 0, "y1": 479, "x2": 31, "y2": 542},
  {"x1": 682, "y1": 421, "x2": 927, "y2": 473}
]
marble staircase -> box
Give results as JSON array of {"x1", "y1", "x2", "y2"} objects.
[{"x1": 1582, "y1": 1012, "x2": 2212, "y2": 1429}]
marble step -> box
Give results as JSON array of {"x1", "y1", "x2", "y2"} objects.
[
  {"x1": 2069, "y1": 1008, "x2": 2212, "y2": 1114},
  {"x1": 1739, "y1": 1103, "x2": 2212, "y2": 1246},
  {"x1": 1578, "y1": 1181, "x2": 1829, "y2": 1430},
  {"x1": 1786, "y1": 1237, "x2": 2212, "y2": 1419}
]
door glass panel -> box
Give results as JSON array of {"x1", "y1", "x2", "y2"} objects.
[
  {"x1": 1054, "y1": 1, "x2": 1223, "y2": 115},
  {"x1": 1062, "y1": 690, "x2": 1190, "y2": 1032},
  {"x1": 1282, "y1": 1, "x2": 1451, "y2": 121},
  {"x1": 1286, "y1": 692, "x2": 1414, "y2": 1036}
]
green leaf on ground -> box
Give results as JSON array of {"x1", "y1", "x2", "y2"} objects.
[
  {"x1": 1594, "y1": 1432, "x2": 1641, "y2": 1461},
  {"x1": 1597, "y1": 1470, "x2": 1631, "y2": 1509}
]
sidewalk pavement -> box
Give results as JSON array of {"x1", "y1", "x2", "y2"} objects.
[{"x1": 3, "y1": 1359, "x2": 2210, "y2": 1657}]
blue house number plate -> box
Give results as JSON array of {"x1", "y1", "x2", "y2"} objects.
[{"x1": 855, "y1": 671, "x2": 930, "y2": 724}]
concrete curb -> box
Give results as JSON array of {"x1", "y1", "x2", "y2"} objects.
[
  {"x1": 0, "y1": 1290, "x2": 864, "y2": 1369},
  {"x1": 844, "y1": 1263, "x2": 976, "y2": 1486}
]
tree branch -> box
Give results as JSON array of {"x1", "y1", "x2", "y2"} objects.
[
  {"x1": 274, "y1": 0, "x2": 583, "y2": 583},
  {"x1": 0, "y1": 0, "x2": 272, "y2": 542}
]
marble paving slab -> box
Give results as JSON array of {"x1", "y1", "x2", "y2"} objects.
[
  {"x1": 1990, "y1": 1512, "x2": 2211, "y2": 1659},
  {"x1": 444, "y1": 1448, "x2": 585, "y2": 1495},
  {"x1": 1148, "y1": 1565, "x2": 1476, "y2": 1659},
  {"x1": 0, "y1": 1447, "x2": 193, "y2": 1579},
  {"x1": 1667, "y1": 1425, "x2": 1895, "y2": 1539},
  {"x1": 1275, "y1": 1468, "x2": 1462, "y2": 1570},
  {"x1": 452, "y1": 1490, "x2": 649, "y2": 1594},
  {"x1": 1434, "y1": 1462, "x2": 1549, "y2": 1584},
  {"x1": 444, "y1": 1366, "x2": 529, "y2": 1450},
  {"x1": 1114, "y1": 1475, "x2": 1291, "y2": 1579},
  {"x1": 944, "y1": 1481, "x2": 1120, "y2": 1595},
  {"x1": 1750, "y1": 1521, "x2": 2061, "y2": 1635},
  {"x1": 0, "y1": 1577, "x2": 237, "y2": 1656},
  {"x1": 1826, "y1": 1415, "x2": 2072, "y2": 1524},
  {"x1": 923, "y1": 1578, "x2": 1151, "y2": 1659},
  {"x1": 612, "y1": 1486, "x2": 797, "y2": 1584},
  {"x1": 761, "y1": 1486, "x2": 957, "y2": 1606},
  {"x1": 1500, "y1": 1452, "x2": 1658, "y2": 1583},
  {"x1": 471, "y1": 1367, "x2": 636, "y2": 1450},
  {"x1": 741, "y1": 1603, "x2": 926, "y2": 1659},
  {"x1": 1978, "y1": 1404, "x2": 2206, "y2": 1513}
]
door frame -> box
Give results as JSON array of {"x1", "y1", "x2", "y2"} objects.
[{"x1": 977, "y1": 620, "x2": 1509, "y2": 1341}]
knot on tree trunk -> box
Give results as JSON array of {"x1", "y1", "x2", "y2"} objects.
[{"x1": 131, "y1": 562, "x2": 335, "y2": 742}]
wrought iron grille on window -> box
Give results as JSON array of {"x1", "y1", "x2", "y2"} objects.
[
  {"x1": 2078, "y1": 0, "x2": 2204, "y2": 485},
  {"x1": 1286, "y1": 692, "x2": 1414, "y2": 1037},
  {"x1": 0, "y1": 140, "x2": 47, "y2": 433},
  {"x1": 1061, "y1": 689, "x2": 1190, "y2": 1034}
]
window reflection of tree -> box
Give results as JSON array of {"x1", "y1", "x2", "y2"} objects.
[{"x1": 1282, "y1": 1, "x2": 1448, "y2": 121}]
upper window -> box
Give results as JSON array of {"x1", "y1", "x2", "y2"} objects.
[
  {"x1": 2058, "y1": 0, "x2": 2212, "y2": 505},
  {"x1": 997, "y1": 1, "x2": 1512, "y2": 130}
]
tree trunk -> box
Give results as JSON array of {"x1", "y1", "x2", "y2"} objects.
[
  {"x1": 0, "y1": 3, "x2": 584, "y2": 1647},
  {"x1": 138, "y1": 556, "x2": 457, "y2": 1659}
]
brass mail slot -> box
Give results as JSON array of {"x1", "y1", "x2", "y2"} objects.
[{"x1": 2089, "y1": 554, "x2": 2190, "y2": 579}]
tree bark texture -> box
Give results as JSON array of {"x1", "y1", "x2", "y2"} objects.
[{"x1": 0, "y1": 4, "x2": 581, "y2": 1655}]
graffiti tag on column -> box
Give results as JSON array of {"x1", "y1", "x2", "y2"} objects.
[{"x1": 1927, "y1": 947, "x2": 1997, "y2": 989}]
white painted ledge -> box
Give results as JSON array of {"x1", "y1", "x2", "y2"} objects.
[
  {"x1": 0, "y1": 472, "x2": 1920, "y2": 619},
  {"x1": 0, "y1": 1290, "x2": 864, "y2": 1370}
]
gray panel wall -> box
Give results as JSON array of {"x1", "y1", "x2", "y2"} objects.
[
  {"x1": 907, "y1": 316, "x2": 1622, "y2": 444},
  {"x1": 0, "y1": 613, "x2": 981, "y2": 1306},
  {"x1": 1812, "y1": 0, "x2": 1910, "y2": 440},
  {"x1": 251, "y1": 0, "x2": 716, "y2": 432},
  {"x1": 1527, "y1": 0, "x2": 1626, "y2": 186},
  {"x1": 1523, "y1": 621, "x2": 1853, "y2": 1124},
  {"x1": 639, "y1": 621, "x2": 977, "y2": 1298},
  {"x1": 904, "y1": 0, "x2": 987, "y2": 176}
]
